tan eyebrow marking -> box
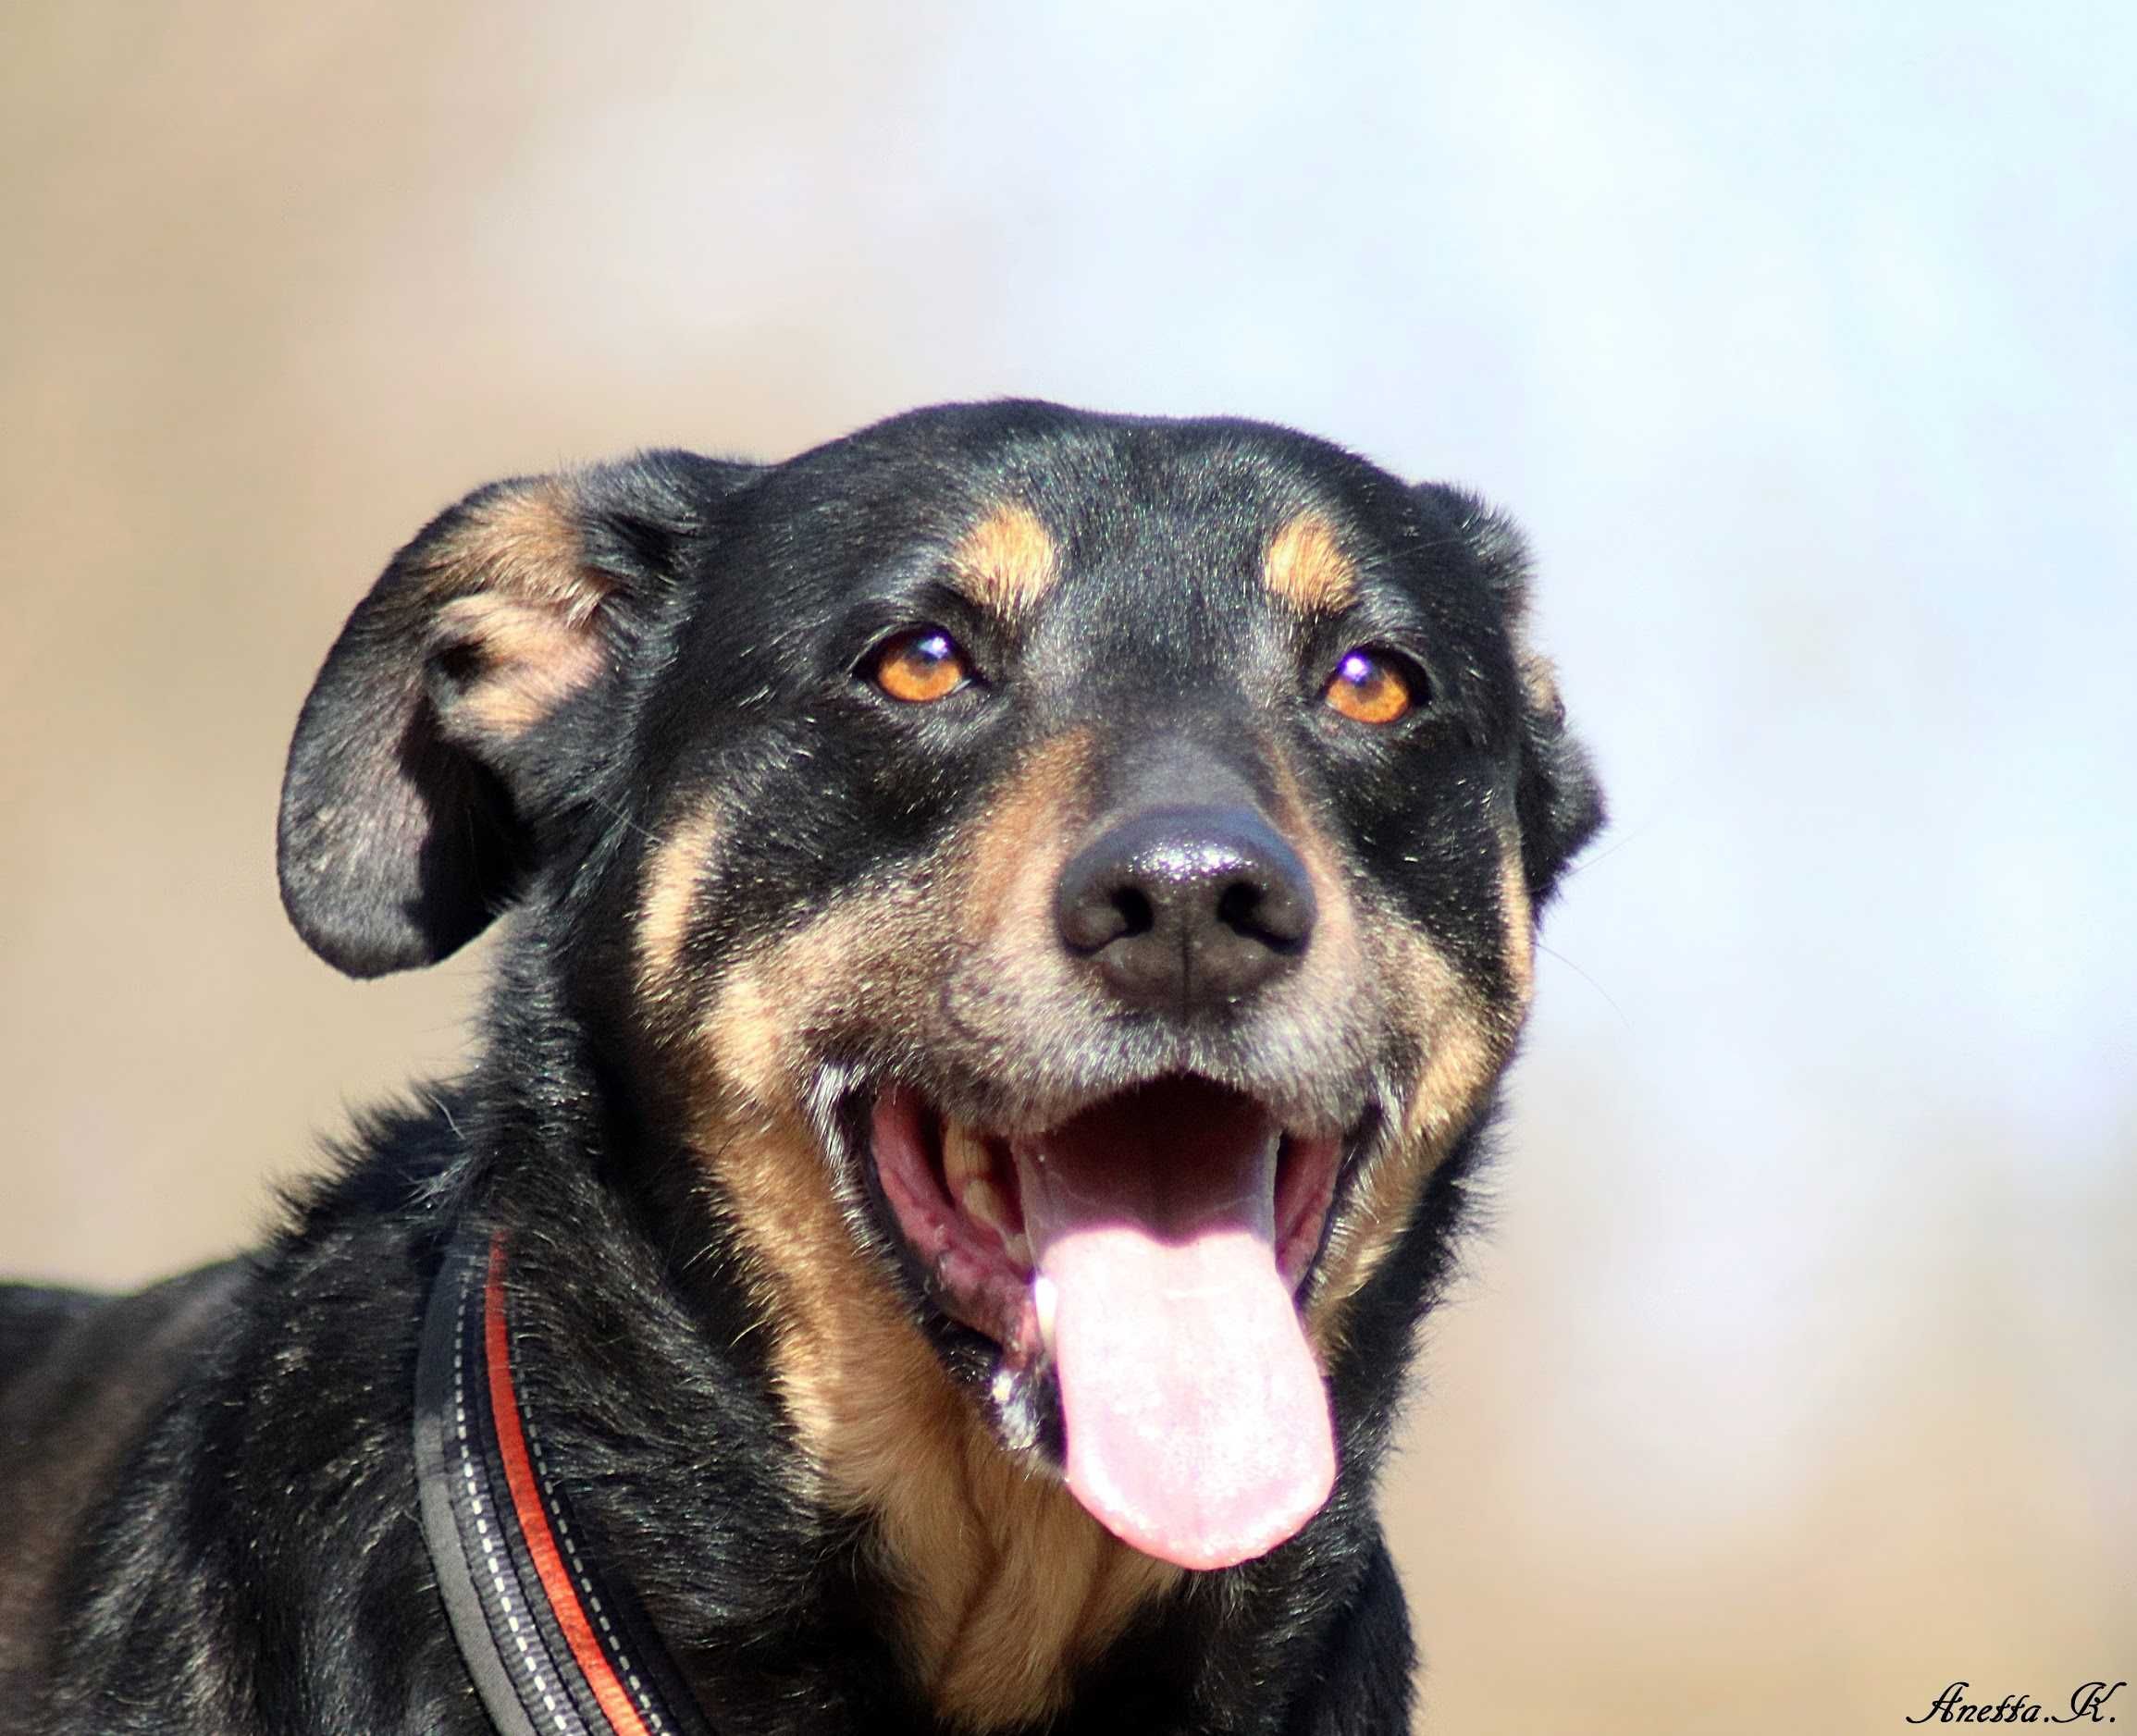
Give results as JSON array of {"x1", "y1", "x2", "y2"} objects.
[
  {"x1": 1263, "y1": 511, "x2": 1359, "y2": 614},
  {"x1": 947, "y1": 503, "x2": 1059, "y2": 617}
]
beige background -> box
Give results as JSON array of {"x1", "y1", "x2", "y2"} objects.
[{"x1": 4, "y1": 6, "x2": 2131, "y2": 1730}]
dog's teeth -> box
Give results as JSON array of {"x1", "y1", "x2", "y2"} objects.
[
  {"x1": 1033, "y1": 1274, "x2": 1058, "y2": 1352},
  {"x1": 960, "y1": 1175, "x2": 1013, "y2": 1241},
  {"x1": 943, "y1": 1120, "x2": 989, "y2": 1185},
  {"x1": 1002, "y1": 1230, "x2": 1031, "y2": 1268}
]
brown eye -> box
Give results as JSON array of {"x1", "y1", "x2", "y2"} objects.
[
  {"x1": 1323, "y1": 647, "x2": 1419, "y2": 725},
  {"x1": 868, "y1": 627, "x2": 972, "y2": 704}
]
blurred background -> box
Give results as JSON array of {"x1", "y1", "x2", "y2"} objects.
[{"x1": 3, "y1": 3, "x2": 2130, "y2": 1728}]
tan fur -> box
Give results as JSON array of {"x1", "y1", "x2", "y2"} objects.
[
  {"x1": 426, "y1": 479, "x2": 603, "y2": 616},
  {"x1": 696, "y1": 869, "x2": 939, "y2": 1109},
  {"x1": 686, "y1": 732, "x2": 1178, "y2": 1729},
  {"x1": 1307, "y1": 964, "x2": 1495, "y2": 1336},
  {"x1": 635, "y1": 807, "x2": 724, "y2": 1006},
  {"x1": 949, "y1": 503, "x2": 1059, "y2": 618},
  {"x1": 1260, "y1": 748, "x2": 1370, "y2": 1105},
  {"x1": 1518, "y1": 647, "x2": 1565, "y2": 727},
  {"x1": 433, "y1": 593, "x2": 608, "y2": 738},
  {"x1": 957, "y1": 729, "x2": 1096, "y2": 978},
  {"x1": 1500, "y1": 837, "x2": 1536, "y2": 1003},
  {"x1": 420, "y1": 480, "x2": 614, "y2": 740},
  {"x1": 1308, "y1": 834, "x2": 1537, "y2": 1336},
  {"x1": 1263, "y1": 512, "x2": 1358, "y2": 614}
]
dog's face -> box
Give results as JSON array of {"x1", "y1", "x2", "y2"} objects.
[{"x1": 278, "y1": 401, "x2": 1600, "y2": 1582}]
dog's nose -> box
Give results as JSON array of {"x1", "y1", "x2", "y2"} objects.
[{"x1": 1055, "y1": 806, "x2": 1316, "y2": 1008}]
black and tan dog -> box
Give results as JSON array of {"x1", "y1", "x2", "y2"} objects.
[{"x1": 0, "y1": 400, "x2": 1599, "y2": 1734}]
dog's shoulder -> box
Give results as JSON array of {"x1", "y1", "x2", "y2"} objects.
[
  {"x1": 4, "y1": 1102, "x2": 490, "y2": 1732},
  {"x1": 0, "y1": 1265, "x2": 248, "y2": 1690}
]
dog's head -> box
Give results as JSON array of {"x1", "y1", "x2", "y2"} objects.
[{"x1": 279, "y1": 400, "x2": 1600, "y2": 1580}]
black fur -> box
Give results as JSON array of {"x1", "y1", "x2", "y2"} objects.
[{"x1": 0, "y1": 401, "x2": 1600, "y2": 1734}]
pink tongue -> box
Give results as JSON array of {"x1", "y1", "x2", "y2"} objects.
[{"x1": 1014, "y1": 1087, "x2": 1336, "y2": 1570}]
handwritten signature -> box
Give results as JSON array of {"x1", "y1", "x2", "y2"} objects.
[{"x1": 1908, "y1": 1681, "x2": 2125, "y2": 1724}]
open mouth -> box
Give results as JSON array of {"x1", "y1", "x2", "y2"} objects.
[{"x1": 870, "y1": 1075, "x2": 1348, "y2": 1570}]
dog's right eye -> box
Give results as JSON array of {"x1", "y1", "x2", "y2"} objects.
[{"x1": 864, "y1": 627, "x2": 974, "y2": 704}]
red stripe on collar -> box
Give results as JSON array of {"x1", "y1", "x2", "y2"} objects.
[
  {"x1": 480, "y1": 1237, "x2": 657, "y2": 1736},
  {"x1": 414, "y1": 1221, "x2": 713, "y2": 1736}
]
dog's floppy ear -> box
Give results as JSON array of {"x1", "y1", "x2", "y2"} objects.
[
  {"x1": 278, "y1": 451, "x2": 747, "y2": 978},
  {"x1": 1419, "y1": 486, "x2": 1605, "y2": 902}
]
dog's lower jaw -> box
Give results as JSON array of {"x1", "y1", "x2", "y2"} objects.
[{"x1": 686, "y1": 1104, "x2": 1184, "y2": 1729}]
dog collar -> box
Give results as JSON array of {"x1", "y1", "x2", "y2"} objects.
[{"x1": 414, "y1": 1225, "x2": 713, "y2": 1736}]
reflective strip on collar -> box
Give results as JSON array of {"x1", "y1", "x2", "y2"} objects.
[{"x1": 414, "y1": 1224, "x2": 712, "y2": 1736}]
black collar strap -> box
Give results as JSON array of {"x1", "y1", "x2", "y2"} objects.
[{"x1": 415, "y1": 1224, "x2": 714, "y2": 1736}]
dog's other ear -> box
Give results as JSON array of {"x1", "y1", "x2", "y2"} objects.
[
  {"x1": 1419, "y1": 486, "x2": 1605, "y2": 903},
  {"x1": 278, "y1": 451, "x2": 749, "y2": 978}
]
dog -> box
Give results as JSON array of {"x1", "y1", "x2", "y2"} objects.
[{"x1": 0, "y1": 400, "x2": 1600, "y2": 1734}]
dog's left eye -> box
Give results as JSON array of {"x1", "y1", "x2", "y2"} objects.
[
  {"x1": 1322, "y1": 646, "x2": 1423, "y2": 726},
  {"x1": 865, "y1": 627, "x2": 974, "y2": 704}
]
